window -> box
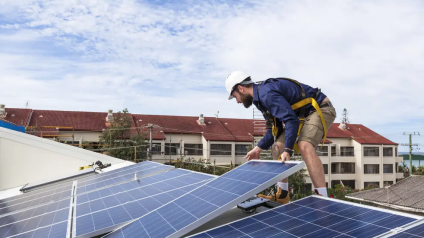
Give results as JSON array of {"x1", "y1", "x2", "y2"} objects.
[
  {"x1": 211, "y1": 144, "x2": 232, "y2": 156},
  {"x1": 165, "y1": 143, "x2": 180, "y2": 155},
  {"x1": 331, "y1": 163, "x2": 355, "y2": 174},
  {"x1": 364, "y1": 182, "x2": 379, "y2": 188},
  {"x1": 383, "y1": 147, "x2": 393, "y2": 157},
  {"x1": 151, "y1": 143, "x2": 162, "y2": 155},
  {"x1": 341, "y1": 163, "x2": 355, "y2": 173},
  {"x1": 184, "y1": 144, "x2": 203, "y2": 156},
  {"x1": 364, "y1": 164, "x2": 379, "y2": 174},
  {"x1": 331, "y1": 145, "x2": 336, "y2": 156},
  {"x1": 332, "y1": 180, "x2": 355, "y2": 189},
  {"x1": 395, "y1": 147, "x2": 398, "y2": 157},
  {"x1": 235, "y1": 144, "x2": 250, "y2": 156},
  {"x1": 340, "y1": 147, "x2": 354, "y2": 156},
  {"x1": 384, "y1": 181, "x2": 394, "y2": 186},
  {"x1": 364, "y1": 147, "x2": 379, "y2": 156},
  {"x1": 323, "y1": 164, "x2": 328, "y2": 174},
  {"x1": 383, "y1": 164, "x2": 393, "y2": 173},
  {"x1": 316, "y1": 146, "x2": 328, "y2": 156}
]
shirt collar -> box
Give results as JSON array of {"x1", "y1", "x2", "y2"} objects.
[{"x1": 253, "y1": 84, "x2": 260, "y2": 103}]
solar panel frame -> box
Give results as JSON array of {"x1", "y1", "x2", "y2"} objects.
[
  {"x1": 104, "y1": 160, "x2": 305, "y2": 238},
  {"x1": 376, "y1": 218, "x2": 424, "y2": 237},
  {"x1": 188, "y1": 195, "x2": 423, "y2": 238},
  {"x1": 72, "y1": 169, "x2": 216, "y2": 238}
]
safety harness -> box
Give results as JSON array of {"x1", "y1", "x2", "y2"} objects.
[{"x1": 256, "y1": 78, "x2": 328, "y2": 155}]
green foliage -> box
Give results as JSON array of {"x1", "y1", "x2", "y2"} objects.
[
  {"x1": 328, "y1": 184, "x2": 358, "y2": 200},
  {"x1": 99, "y1": 108, "x2": 147, "y2": 162},
  {"x1": 173, "y1": 157, "x2": 236, "y2": 176}
]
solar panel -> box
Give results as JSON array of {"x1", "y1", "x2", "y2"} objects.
[
  {"x1": 21, "y1": 168, "x2": 95, "y2": 192},
  {"x1": 104, "y1": 160, "x2": 305, "y2": 238},
  {"x1": 0, "y1": 162, "x2": 171, "y2": 216},
  {"x1": 0, "y1": 190, "x2": 73, "y2": 238},
  {"x1": 75, "y1": 163, "x2": 172, "y2": 195},
  {"x1": 73, "y1": 169, "x2": 214, "y2": 238},
  {"x1": 189, "y1": 196, "x2": 421, "y2": 238},
  {"x1": 0, "y1": 182, "x2": 73, "y2": 207},
  {"x1": 383, "y1": 220, "x2": 424, "y2": 237}
]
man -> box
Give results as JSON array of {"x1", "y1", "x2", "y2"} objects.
[{"x1": 225, "y1": 71, "x2": 336, "y2": 204}]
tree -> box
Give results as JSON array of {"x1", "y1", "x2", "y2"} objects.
[
  {"x1": 99, "y1": 108, "x2": 147, "y2": 162},
  {"x1": 341, "y1": 108, "x2": 350, "y2": 124}
]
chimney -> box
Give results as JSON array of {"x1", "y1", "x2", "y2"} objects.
[
  {"x1": 339, "y1": 122, "x2": 347, "y2": 130},
  {"x1": 106, "y1": 110, "x2": 114, "y2": 122},
  {"x1": 197, "y1": 114, "x2": 205, "y2": 125},
  {"x1": 0, "y1": 104, "x2": 6, "y2": 118},
  {"x1": 105, "y1": 109, "x2": 114, "y2": 127}
]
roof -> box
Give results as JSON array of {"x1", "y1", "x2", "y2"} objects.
[
  {"x1": 327, "y1": 123, "x2": 397, "y2": 145},
  {"x1": 1, "y1": 108, "x2": 396, "y2": 144},
  {"x1": 346, "y1": 176, "x2": 424, "y2": 212},
  {"x1": 3, "y1": 108, "x2": 32, "y2": 126}
]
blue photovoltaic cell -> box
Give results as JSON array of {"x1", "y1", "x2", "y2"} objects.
[
  {"x1": 0, "y1": 162, "x2": 170, "y2": 217},
  {"x1": 0, "y1": 198, "x2": 70, "y2": 238},
  {"x1": 6, "y1": 220, "x2": 68, "y2": 238},
  {"x1": 74, "y1": 169, "x2": 214, "y2": 237},
  {"x1": 105, "y1": 161, "x2": 302, "y2": 238},
  {"x1": 189, "y1": 196, "x2": 418, "y2": 238}
]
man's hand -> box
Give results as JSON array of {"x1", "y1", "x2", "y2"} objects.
[
  {"x1": 280, "y1": 151, "x2": 291, "y2": 163},
  {"x1": 245, "y1": 146, "x2": 262, "y2": 161}
]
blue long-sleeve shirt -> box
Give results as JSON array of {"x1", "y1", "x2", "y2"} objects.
[{"x1": 253, "y1": 78, "x2": 327, "y2": 150}]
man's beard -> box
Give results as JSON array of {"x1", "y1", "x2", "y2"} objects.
[{"x1": 240, "y1": 93, "x2": 253, "y2": 108}]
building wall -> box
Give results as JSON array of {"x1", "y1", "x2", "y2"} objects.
[
  {"x1": 0, "y1": 127, "x2": 125, "y2": 190},
  {"x1": 305, "y1": 139, "x2": 403, "y2": 190}
]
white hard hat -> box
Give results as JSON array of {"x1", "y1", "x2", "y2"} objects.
[{"x1": 225, "y1": 71, "x2": 253, "y2": 100}]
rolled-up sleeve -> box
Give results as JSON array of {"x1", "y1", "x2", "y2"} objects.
[{"x1": 262, "y1": 90, "x2": 300, "y2": 149}]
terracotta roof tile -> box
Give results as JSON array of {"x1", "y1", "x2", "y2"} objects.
[
  {"x1": 3, "y1": 108, "x2": 32, "y2": 126},
  {"x1": 327, "y1": 123, "x2": 396, "y2": 145}
]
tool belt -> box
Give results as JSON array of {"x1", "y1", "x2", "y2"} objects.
[{"x1": 257, "y1": 78, "x2": 328, "y2": 154}]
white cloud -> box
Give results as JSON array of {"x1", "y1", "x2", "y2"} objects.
[{"x1": 0, "y1": 0, "x2": 423, "y2": 145}]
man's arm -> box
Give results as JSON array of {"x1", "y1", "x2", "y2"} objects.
[
  {"x1": 262, "y1": 90, "x2": 300, "y2": 150},
  {"x1": 257, "y1": 129, "x2": 273, "y2": 150}
]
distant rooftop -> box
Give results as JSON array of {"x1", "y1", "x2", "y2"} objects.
[{"x1": 347, "y1": 176, "x2": 424, "y2": 212}]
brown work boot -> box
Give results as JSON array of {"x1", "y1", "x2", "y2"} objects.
[{"x1": 258, "y1": 187, "x2": 290, "y2": 204}]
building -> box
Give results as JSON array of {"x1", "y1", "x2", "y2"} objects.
[
  {"x1": 0, "y1": 104, "x2": 404, "y2": 189},
  {"x1": 346, "y1": 175, "x2": 424, "y2": 213}
]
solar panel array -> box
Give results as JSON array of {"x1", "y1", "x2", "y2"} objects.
[
  {"x1": 189, "y1": 196, "x2": 420, "y2": 238},
  {"x1": 0, "y1": 161, "x2": 174, "y2": 238},
  {"x1": 0, "y1": 194, "x2": 72, "y2": 238},
  {"x1": 74, "y1": 169, "x2": 214, "y2": 237},
  {"x1": 0, "y1": 162, "x2": 171, "y2": 217},
  {"x1": 105, "y1": 160, "x2": 305, "y2": 238}
]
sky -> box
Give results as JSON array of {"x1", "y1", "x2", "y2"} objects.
[{"x1": 0, "y1": 0, "x2": 423, "y2": 150}]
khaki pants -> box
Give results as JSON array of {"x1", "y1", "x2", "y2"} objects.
[{"x1": 277, "y1": 106, "x2": 337, "y2": 147}]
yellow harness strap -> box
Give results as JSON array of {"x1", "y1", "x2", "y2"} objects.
[{"x1": 291, "y1": 98, "x2": 327, "y2": 154}]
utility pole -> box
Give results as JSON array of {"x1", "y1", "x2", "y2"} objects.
[
  {"x1": 402, "y1": 132, "x2": 421, "y2": 176},
  {"x1": 148, "y1": 124, "x2": 153, "y2": 161}
]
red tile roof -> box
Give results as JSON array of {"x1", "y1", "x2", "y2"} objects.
[
  {"x1": 4, "y1": 108, "x2": 32, "y2": 126},
  {"x1": 1, "y1": 108, "x2": 396, "y2": 145},
  {"x1": 327, "y1": 123, "x2": 397, "y2": 145}
]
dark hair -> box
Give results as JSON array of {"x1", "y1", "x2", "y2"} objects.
[{"x1": 233, "y1": 77, "x2": 253, "y2": 93}]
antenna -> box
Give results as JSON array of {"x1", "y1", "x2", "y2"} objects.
[
  {"x1": 214, "y1": 111, "x2": 219, "y2": 118},
  {"x1": 25, "y1": 100, "x2": 29, "y2": 109}
]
